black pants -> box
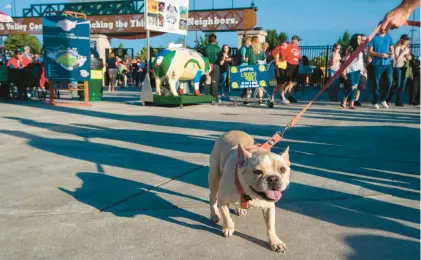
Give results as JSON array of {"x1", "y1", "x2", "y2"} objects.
[
  {"x1": 206, "y1": 65, "x2": 220, "y2": 97},
  {"x1": 408, "y1": 78, "x2": 420, "y2": 105}
]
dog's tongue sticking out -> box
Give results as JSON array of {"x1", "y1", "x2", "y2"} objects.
[{"x1": 265, "y1": 190, "x2": 282, "y2": 201}]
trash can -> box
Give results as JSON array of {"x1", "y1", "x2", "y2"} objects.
[{"x1": 79, "y1": 54, "x2": 104, "y2": 101}]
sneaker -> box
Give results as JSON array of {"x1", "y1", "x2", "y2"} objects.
[
  {"x1": 380, "y1": 101, "x2": 389, "y2": 108},
  {"x1": 373, "y1": 104, "x2": 380, "y2": 109},
  {"x1": 282, "y1": 98, "x2": 290, "y2": 104},
  {"x1": 354, "y1": 101, "x2": 362, "y2": 106},
  {"x1": 396, "y1": 103, "x2": 404, "y2": 107}
]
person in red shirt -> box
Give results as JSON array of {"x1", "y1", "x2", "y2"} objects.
[
  {"x1": 271, "y1": 40, "x2": 290, "y2": 103},
  {"x1": 284, "y1": 35, "x2": 302, "y2": 103},
  {"x1": 7, "y1": 48, "x2": 31, "y2": 69}
]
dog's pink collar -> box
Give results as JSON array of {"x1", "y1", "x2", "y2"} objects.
[{"x1": 235, "y1": 164, "x2": 251, "y2": 209}]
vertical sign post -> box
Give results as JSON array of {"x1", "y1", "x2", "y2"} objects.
[{"x1": 141, "y1": 0, "x2": 190, "y2": 105}]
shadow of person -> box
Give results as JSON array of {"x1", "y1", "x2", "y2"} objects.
[
  {"x1": 59, "y1": 172, "x2": 269, "y2": 250},
  {"x1": 278, "y1": 182, "x2": 420, "y2": 240},
  {"x1": 4, "y1": 117, "x2": 216, "y2": 155},
  {"x1": 344, "y1": 234, "x2": 420, "y2": 260},
  {"x1": 0, "y1": 129, "x2": 208, "y2": 189}
]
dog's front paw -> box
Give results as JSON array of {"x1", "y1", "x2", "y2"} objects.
[
  {"x1": 235, "y1": 207, "x2": 247, "y2": 216},
  {"x1": 222, "y1": 223, "x2": 235, "y2": 237},
  {"x1": 269, "y1": 238, "x2": 287, "y2": 253}
]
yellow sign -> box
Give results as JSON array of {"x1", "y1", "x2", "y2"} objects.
[{"x1": 91, "y1": 70, "x2": 103, "y2": 80}]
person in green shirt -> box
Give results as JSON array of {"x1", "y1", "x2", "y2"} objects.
[
  {"x1": 202, "y1": 33, "x2": 221, "y2": 98},
  {"x1": 243, "y1": 36, "x2": 266, "y2": 103},
  {"x1": 246, "y1": 36, "x2": 266, "y2": 65}
]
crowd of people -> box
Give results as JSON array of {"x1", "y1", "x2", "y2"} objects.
[
  {"x1": 196, "y1": 29, "x2": 420, "y2": 108},
  {"x1": 328, "y1": 32, "x2": 420, "y2": 109},
  {"x1": 200, "y1": 33, "x2": 303, "y2": 105},
  {"x1": 105, "y1": 53, "x2": 149, "y2": 92}
]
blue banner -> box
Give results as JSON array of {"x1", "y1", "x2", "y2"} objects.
[
  {"x1": 43, "y1": 16, "x2": 91, "y2": 81},
  {"x1": 229, "y1": 64, "x2": 274, "y2": 90}
]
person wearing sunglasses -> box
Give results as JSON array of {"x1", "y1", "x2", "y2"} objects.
[{"x1": 7, "y1": 47, "x2": 31, "y2": 69}]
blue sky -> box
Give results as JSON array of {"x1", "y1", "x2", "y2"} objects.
[{"x1": 1, "y1": 0, "x2": 420, "y2": 53}]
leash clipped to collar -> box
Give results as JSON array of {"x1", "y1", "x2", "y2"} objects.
[{"x1": 260, "y1": 20, "x2": 420, "y2": 151}]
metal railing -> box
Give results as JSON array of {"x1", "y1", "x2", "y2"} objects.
[{"x1": 22, "y1": 0, "x2": 145, "y2": 17}]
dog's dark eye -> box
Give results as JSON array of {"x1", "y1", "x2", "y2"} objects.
[
  {"x1": 280, "y1": 167, "x2": 286, "y2": 174},
  {"x1": 253, "y1": 170, "x2": 263, "y2": 175}
]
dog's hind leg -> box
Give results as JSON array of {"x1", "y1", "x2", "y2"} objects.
[
  {"x1": 208, "y1": 163, "x2": 221, "y2": 224},
  {"x1": 208, "y1": 142, "x2": 222, "y2": 225}
]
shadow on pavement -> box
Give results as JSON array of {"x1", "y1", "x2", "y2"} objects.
[
  {"x1": 1, "y1": 104, "x2": 420, "y2": 256},
  {"x1": 59, "y1": 171, "x2": 270, "y2": 250},
  {"x1": 344, "y1": 234, "x2": 420, "y2": 260}
]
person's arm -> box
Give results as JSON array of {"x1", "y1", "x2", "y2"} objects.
[
  {"x1": 389, "y1": 44, "x2": 395, "y2": 60},
  {"x1": 394, "y1": 45, "x2": 400, "y2": 62},
  {"x1": 368, "y1": 46, "x2": 388, "y2": 58},
  {"x1": 328, "y1": 53, "x2": 334, "y2": 67},
  {"x1": 381, "y1": 0, "x2": 420, "y2": 33},
  {"x1": 219, "y1": 53, "x2": 225, "y2": 66},
  {"x1": 345, "y1": 46, "x2": 352, "y2": 60}
]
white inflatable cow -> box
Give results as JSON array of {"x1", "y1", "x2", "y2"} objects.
[{"x1": 153, "y1": 47, "x2": 212, "y2": 96}]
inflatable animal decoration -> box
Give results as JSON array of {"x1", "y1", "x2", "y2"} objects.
[{"x1": 153, "y1": 47, "x2": 212, "y2": 96}]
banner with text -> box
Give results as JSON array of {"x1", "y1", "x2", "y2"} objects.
[
  {"x1": 0, "y1": 8, "x2": 256, "y2": 35},
  {"x1": 145, "y1": 0, "x2": 189, "y2": 35},
  {"x1": 229, "y1": 64, "x2": 275, "y2": 90},
  {"x1": 43, "y1": 16, "x2": 91, "y2": 81}
]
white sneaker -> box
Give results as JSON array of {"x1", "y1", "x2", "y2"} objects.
[
  {"x1": 373, "y1": 104, "x2": 380, "y2": 109},
  {"x1": 380, "y1": 101, "x2": 389, "y2": 108},
  {"x1": 282, "y1": 98, "x2": 290, "y2": 104}
]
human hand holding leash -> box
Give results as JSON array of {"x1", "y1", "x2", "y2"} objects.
[{"x1": 381, "y1": 0, "x2": 420, "y2": 33}]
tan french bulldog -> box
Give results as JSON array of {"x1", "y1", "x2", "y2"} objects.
[{"x1": 208, "y1": 130, "x2": 291, "y2": 253}]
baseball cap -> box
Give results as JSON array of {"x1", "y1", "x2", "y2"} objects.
[
  {"x1": 292, "y1": 35, "x2": 302, "y2": 41},
  {"x1": 400, "y1": 34, "x2": 410, "y2": 40},
  {"x1": 16, "y1": 47, "x2": 24, "y2": 53},
  {"x1": 280, "y1": 38, "x2": 288, "y2": 44}
]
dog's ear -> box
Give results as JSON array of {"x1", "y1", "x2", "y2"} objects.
[
  {"x1": 238, "y1": 144, "x2": 252, "y2": 167},
  {"x1": 280, "y1": 146, "x2": 290, "y2": 167}
]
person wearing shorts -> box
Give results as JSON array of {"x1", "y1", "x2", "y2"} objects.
[
  {"x1": 354, "y1": 34, "x2": 368, "y2": 106},
  {"x1": 106, "y1": 53, "x2": 118, "y2": 92},
  {"x1": 284, "y1": 35, "x2": 302, "y2": 103},
  {"x1": 328, "y1": 44, "x2": 342, "y2": 101},
  {"x1": 342, "y1": 34, "x2": 365, "y2": 109},
  {"x1": 272, "y1": 40, "x2": 289, "y2": 103}
]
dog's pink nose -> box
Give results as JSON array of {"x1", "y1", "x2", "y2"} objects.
[{"x1": 267, "y1": 176, "x2": 279, "y2": 184}]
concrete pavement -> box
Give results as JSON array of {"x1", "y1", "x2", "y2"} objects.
[{"x1": 0, "y1": 89, "x2": 419, "y2": 260}]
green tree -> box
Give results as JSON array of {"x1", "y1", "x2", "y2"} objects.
[
  {"x1": 266, "y1": 29, "x2": 280, "y2": 50},
  {"x1": 137, "y1": 47, "x2": 159, "y2": 61},
  {"x1": 337, "y1": 30, "x2": 350, "y2": 47},
  {"x1": 278, "y1": 32, "x2": 288, "y2": 43},
  {"x1": 116, "y1": 43, "x2": 125, "y2": 58},
  {"x1": 4, "y1": 35, "x2": 42, "y2": 55},
  {"x1": 310, "y1": 55, "x2": 327, "y2": 67},
  {"x1": 199, "y1": 32, "x2": 218, "y2": 48},
  {"x1": 264, "y1": 30, "x2": 288, "y2": 50}
]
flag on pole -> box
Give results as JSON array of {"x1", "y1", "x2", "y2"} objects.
[{"x1": 4, "y1": 3, "x2": 12, "y2": 9}]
